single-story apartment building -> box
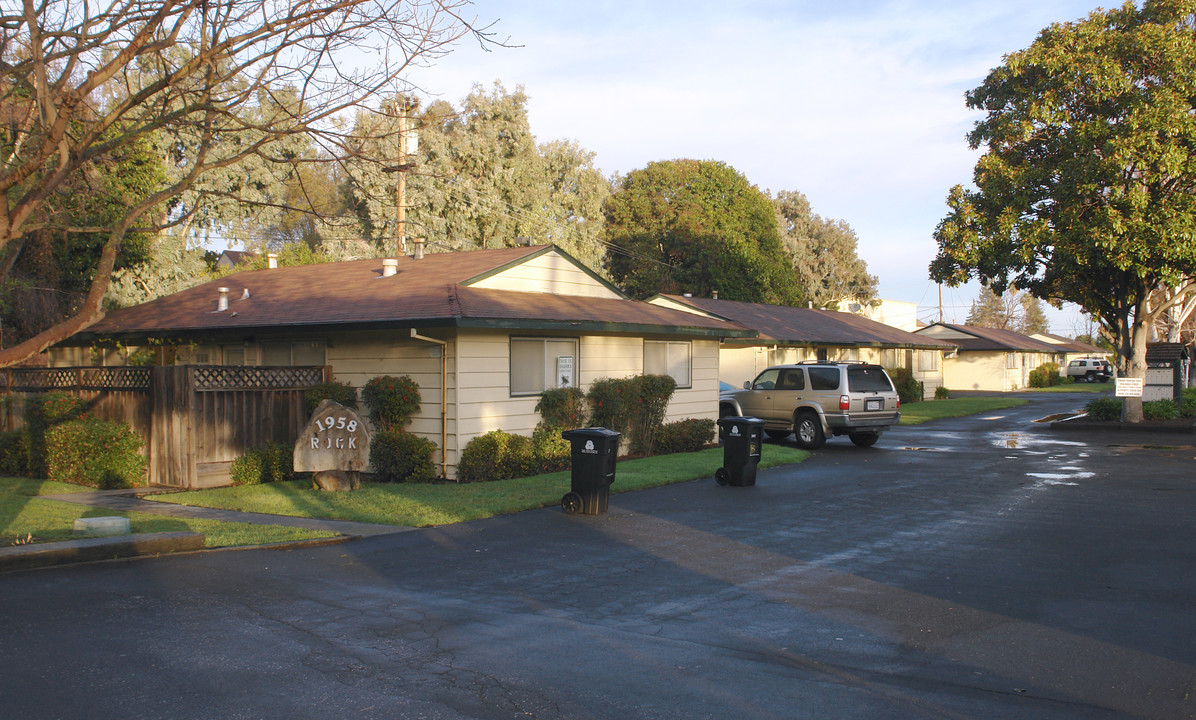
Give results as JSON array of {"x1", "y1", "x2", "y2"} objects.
[
  {"x1": 52, "y1": 244, "x2": 755, "y2": 481},
  {"x1": 914, "y1": 323, "x2": 1065, "y2": 391},
  {"x1": 648, "y1": 294, "x2": 956, "y2": 399}
]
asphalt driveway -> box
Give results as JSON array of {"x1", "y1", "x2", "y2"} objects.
[{"x1": 1, "y1": 392, "x2": 1192, "y2": 719}]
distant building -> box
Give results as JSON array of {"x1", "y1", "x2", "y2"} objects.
[
  {"x1": 214, "y1": 250, "x2": 258, "y2": 271},
  {"x1": 836, "y1": 298, "x2": 919, "y2": 332}
]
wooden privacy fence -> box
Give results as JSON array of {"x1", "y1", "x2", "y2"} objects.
[{"x1": 2, "y1": 365, "x2": 329, "y2": 488}]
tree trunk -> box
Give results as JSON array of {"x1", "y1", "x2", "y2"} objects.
[{"x1": 1119, "y1": 299, "x2": 1151, "y2": 424}]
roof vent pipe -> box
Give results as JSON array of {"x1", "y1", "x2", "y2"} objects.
[
  {"x1": 267, "y1": 253, "x2": 278, "y2": 269},
  {"x1": 382, "y1": 258, "x2": 398, "y2": 277},
  {"x1": 412, "y1": 237, "x2": 425, "y2": 260},
  {"x1": 216, "y1": 287, "x2": 230, "y2": 312}
]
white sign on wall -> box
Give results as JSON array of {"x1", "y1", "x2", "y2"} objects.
[
  {"x1": 557, "y1": 355, "x2": 575, "y2": 388},
  {"x1": 1115, "y1": 378, "x2": 1144, "y2": 397}
]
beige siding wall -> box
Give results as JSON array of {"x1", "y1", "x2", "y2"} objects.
[
  {"x1": 944, "y1": 351, "x2": 1023, "y2": 391},
  {"x1": 469, "y1": 251, "x2": 622, "y2": 299}
]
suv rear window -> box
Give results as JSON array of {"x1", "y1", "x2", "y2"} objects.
[
  {"x1": 808, "y1": 367, "x2": 841, "y2": 391},
  {"x1": 848, "y1": 366, "x2": 893, "y2": 392}
]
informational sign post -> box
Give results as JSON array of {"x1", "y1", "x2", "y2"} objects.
[{"x1": 1115, "y1": 377, "x2": 1144, "y2": 397}]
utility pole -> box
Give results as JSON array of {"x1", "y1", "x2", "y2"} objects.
[{"x1": 382, "y1": 98, "x2": 418, "y2": 257}]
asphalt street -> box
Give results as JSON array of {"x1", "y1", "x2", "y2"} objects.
[{"x1": 1, "y1": 392, "x2": 1193, "y2": 719}]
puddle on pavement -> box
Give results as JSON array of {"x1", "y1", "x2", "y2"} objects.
[{"x1": 989, "y1": 432, "x2": 1086, "y2": 451}]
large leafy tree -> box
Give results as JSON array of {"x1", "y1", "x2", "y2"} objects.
[
  {"x1": 344, "y1": 84, "x2": 611, "y2": 270},
  {"x1": 603, "y1": 159, "x2": 801, "y2": 303},
  {"x1": 773, "y1": 190, "x2": 877, "y2": 309},
  {"x1": 930, "y1": 0, "x2": 1196, "y2": 421},
  {"x1": 0, "y1": 0, "x2": 490, "y2": 367}
]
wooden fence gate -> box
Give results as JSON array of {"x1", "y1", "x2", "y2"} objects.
[{"x1": 3, "y1": 365, "x2": 328, "y2": 488}]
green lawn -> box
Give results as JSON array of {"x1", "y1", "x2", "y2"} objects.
[
  {"x1": 1023, "y1": 382, "x2": 1113, "y2": 393},
  {"x1": 900, "y1": 396, "x2": 1029, "y2": 425},
  {"x1": 0, "y1": 477, "x2": 337, "y2": 548},
  {"x1": 154, "y1": 445, "x2": 811, "y2": 528}
]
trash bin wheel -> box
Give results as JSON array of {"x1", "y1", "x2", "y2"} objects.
[
  {"x1": 561, "y1": 492, "x2": 583, "y2": 514},
  {"x1": 715, "y1": 467, "x2": 730, "y2": 486}
]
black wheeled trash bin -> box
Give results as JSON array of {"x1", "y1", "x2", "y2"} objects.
[
  {"x1": 560, "y1": 427, "x2": 621, "y2": 514},
  {"x1": 715, "y1": 416, "x2": 765, "y2": 487}
]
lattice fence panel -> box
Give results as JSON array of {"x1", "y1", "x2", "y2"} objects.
[{"x1": 192, "y1": 365, "x2": 325, "y2": 391}]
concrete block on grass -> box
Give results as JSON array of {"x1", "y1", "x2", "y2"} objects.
[{"x1": 73, "y1": 516, "x2": 131, "y2": 537}]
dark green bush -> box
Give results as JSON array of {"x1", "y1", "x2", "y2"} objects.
[
  {"x1": 44, "y1": 418, "x2": 146, "y2": 489},
  {"x1": 887, "y1": 367, "x2": 923, "y2": 404},
  {"x1": 370, "y1": 430, "x2": 438, "y2": 482},
  {"x1": 1181, "y1": 387, "x2": 1196, "y2": 418},
  {"x1": 1143, "y1": 400, "x2": 1179, "y2": 421},
  {"x1": 1028, "y1": 362, "x2": 1064, "y2": 388},
  {"x1": 1084, "y1": 397, "x2": 1122, "y2": 421},
  {"x1": 362, "y1": 375, "x2": 422, "y2": 431},
  {"x1": 25, "y1": 391, "x2": 89, "y2": 476},
  {"x1": 230, "y1": 442, "x2": 294, "y2": 485},
  {"x1": 531, "y1": 424, "x2": 571, "y2": 473},
  {"x1": 654, "y1": 418, "x2": 716, "y2": 454},
  {"x1": 304, "y1": 380, "x2": 359, "y2": 415},
  {"x1": 0, "y1": 430, "x2": 30, "y2": 476},
  {"x1": 586, "y1": 374, "x2": 677, "y2": 455},
  {"x1": 587, "y1": 377, "x2": 634, "y2": 436},
  {"x1": 457, "y1": 430, "x2": 540, "y2": 482},
  {"x1": 535, "y1": 386, "x2": 588, "y2": 429},
  {"x1": 934, "y1": 385, "x2": 950, "y2": 400}
]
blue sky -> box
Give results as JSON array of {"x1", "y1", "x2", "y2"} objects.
[{"x1": 407, "y1": 0, "x2": 1112, "y2": 334}]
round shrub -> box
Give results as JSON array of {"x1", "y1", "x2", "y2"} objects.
[
  {"x1": 371, "y1": 430, "x2": 438, "y2": 482},
  {"x1": 535, "y1": 386, "x2": 588, "y2": 429},
  {"x1": 1084, "y1": 396, "x2": 1122, "y2": 421},
  {"x1": 44, "y1": 418, "x2": 146, "y2": 489},
  {"x1": 304, "y1": 380, "x2": 359, "y2": 415},
  {"x1": 1181, "y1": 387, "x2": 1196, "y2": 418},
  {"x1": 458, "y1": 430, "x2": 537, "y2": 483},
  {"x1": 230, "y1": 442, "x2": 294, "y2": 485},
  {"x1": 1029, "y1": 362, "x2": 1063, "y2": 388},
  {"x1": 934, "y1": 385, "x2": 950, "y2": 400},
  {"x1": 532, "y1": 424, "x2": 571, "y2": 473},
  {"x1": 362, "y1": 375, "x2": 422, "y2": 431}
]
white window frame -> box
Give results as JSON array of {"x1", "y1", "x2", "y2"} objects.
[
  {"x1": 918, "y1": 350, "x2": 939, "y2": 372},
  {"x1": 261, "y1": 340, "x2": 327, "y2": 367},
  {"x1": 510, "y1": 337, "x2": 580, "y2": 396},
  {"x1": 644, "y1": 340, "x2": 692, "y2": 388},
  {"x1": 1006, "y1": 352, "x2": 1018, "y2": 369}
]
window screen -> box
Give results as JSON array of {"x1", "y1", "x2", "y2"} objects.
[
  {"x1": 511, "y1": 338, "x2": 578, "y2": 395},
  {"x1": 644, "y1": 340, "x2": 691, "y2": 388}
]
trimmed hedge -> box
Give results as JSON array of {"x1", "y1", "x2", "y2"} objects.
[
  {"x1": 362, "y1": 375, "x2": 421, "y2": 431},
  {"x1": 304, "y1": 380, "x2": 359, "y2": 415},
  {"x1": 371, "y1": 430, "x2": 438, "y2": 482},
  {"x1": 26, "y1": 391, "x2": 89, "y2": 477},
  {"x1": 535, "y1": 387, "x2": 588, "y2": 429},
  {"x1": 654, "y1": 418, "x2": 716, "y2": 454},
  {"x1": 1029, "y1": 362, "x2": 1065, "y2": 388},
  {"x1": 458, "y1": 430, "x2": 538, "y2": 483},
  {"x1": 586, "y1": 374, "x2": 677, "y2": 455},
  {"x1": 934, "y1": 386, "x2": 950, "y2": 400},
  {"x1": 44, "y1": 417, "x2": 146, "y2": 489},
  {"x1": 230, "y1": 442, "x2": 295, "y2": 485}
]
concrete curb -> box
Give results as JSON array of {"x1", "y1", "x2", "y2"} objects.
[
  {"x1": 0, "y1": 531, "x2": 206, "y2": 574},
  {"x1": 1048, "y1": 418, "x2": 1196, "y2": 434}
]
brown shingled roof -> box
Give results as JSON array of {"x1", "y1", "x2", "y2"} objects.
[
  {"x1": 658, "y1": 295, "x2": 955, "y2": 349},
  {"x1": 920, "y1": 323, "x2": 1061, "y2": 353},
  {"x1": 80, "y1": 246, "x2": 751, "y2": 341}
]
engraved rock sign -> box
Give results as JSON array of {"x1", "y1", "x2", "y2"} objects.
[{"x1": 294, "y1": 399, "x2": 371, "y2": 490}]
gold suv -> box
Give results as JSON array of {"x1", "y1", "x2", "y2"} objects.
[{"x1": 719, "y1": 363, "x2": 900, "y2": 449}]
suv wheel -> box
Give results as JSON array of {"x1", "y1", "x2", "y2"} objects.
[
  {"x1": 849, "y1": 432, "x2": 880, "y2": 448},
  {"x1": 1085, "y1": 372, "x2": 1096, "y2": 383},
  {"x1": 794, "y1": 411, "x2": 825, "y2": 450}
]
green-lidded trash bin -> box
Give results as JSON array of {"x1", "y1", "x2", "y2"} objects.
[
  {"x1": 715, "y1": 416, "x2": 765, "y2": 487},
  {"x1": 560, "y1": 427, "x2": 621, "y2": 514}
]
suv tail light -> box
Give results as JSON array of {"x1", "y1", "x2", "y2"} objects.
[
  {"x1": 896, "y1": 398, "x2": 901, "y2": 409},
  {"x1": 839, "y1": 394, "x2": 850, "y2": 410}
]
